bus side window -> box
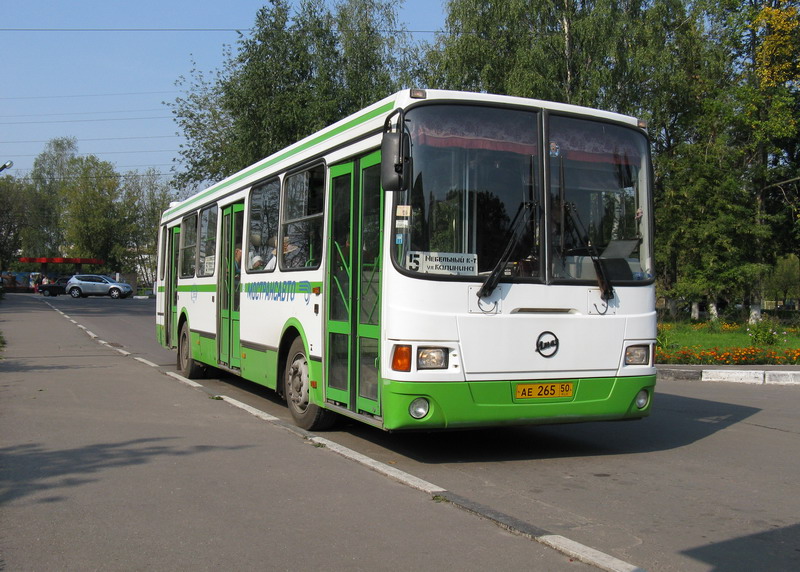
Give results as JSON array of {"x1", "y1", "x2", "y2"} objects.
[
  {"x1": 282, "y1": 165, "x2": 324, "y2": 270},
  {"x1": 179, "y1": 213, "x2": 198, "y2": 278},
  {"x1": 197, "y1": 205, "x2": 218, "y2": 277},
  {"x1": 248, "y1": 179, "x2": 280, "y2": 272}
]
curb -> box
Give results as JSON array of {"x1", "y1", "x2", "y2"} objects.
[{"x1": 657, "y1": 367, "x2": 800, "y2": 385}]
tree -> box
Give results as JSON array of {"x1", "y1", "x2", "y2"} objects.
[
  {"x1": 25, "y1": 137, "x2": 79, "y2": 257},
  {"x1": 428, "y1": 0, "x2": 647, "y2": 108},
  {"x1": 169, "y1": 54, "x2": 236, "y2": 194},
  {"x1": 766, "y1": 253, "x2": 800, "y2": 302},
  {"x1": 0, "y1": 175, "x2": 29, "y2": 270},
  {"x1": 170, "y1": 0, "x2": 414, "y2": 189},
  {"x1": 118, "y1": 169, "x2": 174, "y2": 284},
  {"x1": 334, "y1": 0, "x2": 409, "y2": 111},
  {"x1": 61, "y1": 156, "x2": 123, "y2": 270}
]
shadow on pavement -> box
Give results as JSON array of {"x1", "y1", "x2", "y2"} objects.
[
  {"x1": 0, "y1": 438, "x2": 252, "y2": 505},
  {"x1": 682, "y1": 521, "x2": 800, "y2": 571},
  {"x1": 327, "y1": 391, "x2": 761, "y2": 464}
]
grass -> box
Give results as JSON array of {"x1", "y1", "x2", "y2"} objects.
[{"x1": 657, "y1": 320, "x2": 800, "y2": 365}]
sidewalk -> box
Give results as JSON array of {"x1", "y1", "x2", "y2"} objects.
[{"x1": 0, "y1": 295, "x2": 588, "y2": 571}]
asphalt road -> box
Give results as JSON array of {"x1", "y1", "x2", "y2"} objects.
[{"x1": 6, "y1": 294, "x2": 800, "y2": 571}]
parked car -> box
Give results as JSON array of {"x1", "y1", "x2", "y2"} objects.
[
  {"x1": 39, "y1": 276, "x2": 72, "y2": 297},
  {"x1": 66, "y1": 275, "x2": 133, "y2": 299}
]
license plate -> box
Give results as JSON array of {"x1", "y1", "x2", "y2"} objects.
[{"x1": 515, "y1": 382, "x2": 574, "y2": 399}]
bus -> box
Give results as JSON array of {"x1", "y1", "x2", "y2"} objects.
[{"x1": 156, "y1": 89, "x2": 656, "y2": 431}]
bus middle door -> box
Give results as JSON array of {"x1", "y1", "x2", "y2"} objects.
[
  {"x1": 219, "y1": 203, "x2": 244, "y2": 370},
  {"x1": 326, "y1": 153, "x2": 383, "y2": 419}
]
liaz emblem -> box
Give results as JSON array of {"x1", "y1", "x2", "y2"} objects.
[{"x1": 535, "y1": 331, "x2": 559, "y2": 358}]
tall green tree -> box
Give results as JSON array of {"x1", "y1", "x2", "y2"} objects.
[
  {"x1": 25, "y1": 137, "x2": 78, "y2": 257},
  {"x1": 428, "y1": 0, "x2": 647, "y2": 108},
  {"x1": 170, "y1": 54, "x2": 236, "y2": 194},
  {"x1": 61, "y1": 156, "x2": 123, "y2": 270},
  {"x1": 170, "y1": 0, "x2": 413, "y2": 190},
  {"x1": 334, "y1": 0, "x2": 409, "y2": 110},
  {"x1": 0, "y1": 175, "x2": 30, "y2": 270},
  {"x1": 118, "y1": 169, "x2": 174, "y2": 284}
]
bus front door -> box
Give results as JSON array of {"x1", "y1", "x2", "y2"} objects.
[
  {"x1": 164, "y1": 226, "x2": 180, "y2": 348},
  {"x1": 219, "y1": 203, "x2": 244, "y2": 370},
  {"x1": 326, "y1": 152, "x2": 383, "y2": 418}
]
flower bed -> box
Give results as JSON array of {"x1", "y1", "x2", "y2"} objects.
[
  {"x1": 656, "y1": 345, "x2": 800, "y2": 365},
  {"x1": 657, "y1": 321, "x2": 800, "y2": 365}
]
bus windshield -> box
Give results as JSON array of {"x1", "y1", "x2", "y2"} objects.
[{"x1": 392, "y1": 104, "x2": 653, "y2": 286}]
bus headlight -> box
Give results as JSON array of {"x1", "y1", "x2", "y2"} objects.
[
  {"x1": 625, "y1": 345, "x2": 650, "y2": 366},
  {"x1": 409, "y1": 397, "x2": 430, "y2": 419},
  {"x1": 417, "y1": 347, "x2": 448, "y2": 369}
]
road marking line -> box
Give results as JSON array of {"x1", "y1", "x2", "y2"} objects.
[
  {"x1": 220, "y1": 396, "x2": 281, "y2": 422},
  {"x1": 538, "y1": 535, "x2": 646, "y2": 572},
  {"x1": 134, "y1": 357, "x2": 159, "y2": 368},
  {"x1": 165, "y1": 371, "x2": 203, "y2": 388},
  {"x1": 309, "y1": 435, "x2": 447, "y2": 495}
]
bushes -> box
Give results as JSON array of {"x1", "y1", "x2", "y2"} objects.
[{"x1": 747, "y1": 316, "x2": 787, "y2": 346}]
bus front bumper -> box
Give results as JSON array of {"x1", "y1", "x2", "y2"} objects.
[{"x1": 379, "y1": 375, "x2": 656, "y2": 431}]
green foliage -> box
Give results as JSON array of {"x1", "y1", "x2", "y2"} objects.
[
  {"x1": 2, "y1": 138, "x2": 173, "y2": 281},
  {"x1": 430, "y1": 0, "x2": 644, "y2": 108},
  {"x1": 62, "y1": 156, "x2": 121, "y2": 268},
  {"x1": 170, "y1": 0, "x2": 415, "y2": 191},
  {"x1": 25, "y1": 137, "x2": 78, "y2": 257},
  {"x1": 1, "y1": 1, "x2": 795, "y2": 310},
  {"x1": 747, "y1": 316, "x2": 788, "y2": 346},
  {"x1": 118, "y1": 169, "x2": 173, "y2": 283},
  {"x1": 0, "y1": 176, "x2": 30, "y2": 270}
]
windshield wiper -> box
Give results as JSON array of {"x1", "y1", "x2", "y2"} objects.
[
  {"x1": 564, "y1": 202, "x2": 614, "y2": 301},
  {"x1": 476, "y1": 201, "x2": 534, "y2": 299}
]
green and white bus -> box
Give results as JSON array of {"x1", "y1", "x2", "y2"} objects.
[{"x1": 156, "y1": 89, "x2": 656, "y2": 431}]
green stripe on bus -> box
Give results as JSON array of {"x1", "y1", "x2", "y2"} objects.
[{"x1": 176, "y1": 284, "x2": 217, "y2": 293}]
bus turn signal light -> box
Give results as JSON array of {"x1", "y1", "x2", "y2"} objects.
[{"x1": 392, "y1": 345, "x2": 412, "y2": 372}]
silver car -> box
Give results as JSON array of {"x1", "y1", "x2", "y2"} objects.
[{"x1": 66, "y1": 275, "x2": 133, "y2": 299}]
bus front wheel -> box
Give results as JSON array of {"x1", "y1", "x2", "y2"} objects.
[
  {"x1": 178, "y1": 322, "x2": 204, "y2": 379},
  {"x1": 284, "y1": 337, "x2": 336, "y2": 431}
]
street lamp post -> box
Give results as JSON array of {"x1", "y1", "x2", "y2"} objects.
[{"x1": 0, "y1": 160, "x2": 13, "y2": 173}]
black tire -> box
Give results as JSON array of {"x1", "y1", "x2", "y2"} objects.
[
  {"x1": 109, "y1": 288, "x2": 121, "y2": 299},
  {"x1": 42, "y1": 289, "x2": 51, "y2": 297},
  {"x1": 69, "y1": 287, "x2": 81, "y2": 298},
  {"x1": 284, "y1": 337, "x2": 336, "y2": 430},
  {"x1": 177, "y1": 322, "x2": 205, "y2": 379}
]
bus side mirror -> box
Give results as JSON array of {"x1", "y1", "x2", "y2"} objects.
[{"x1": 381, "y1": 109, "x2": 409, "y2": 192}]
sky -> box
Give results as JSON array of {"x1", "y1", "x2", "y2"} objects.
[{"x1": 0, "y1": 1, "x2": 446, "y2": 181}]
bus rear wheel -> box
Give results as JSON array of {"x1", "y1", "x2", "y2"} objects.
[
  {"x1": 284, "y1": 337, "x2": 336, "y2": 431},
  {"x1": 177, "y1": 322, "x2": 204, "y2": 379}
]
